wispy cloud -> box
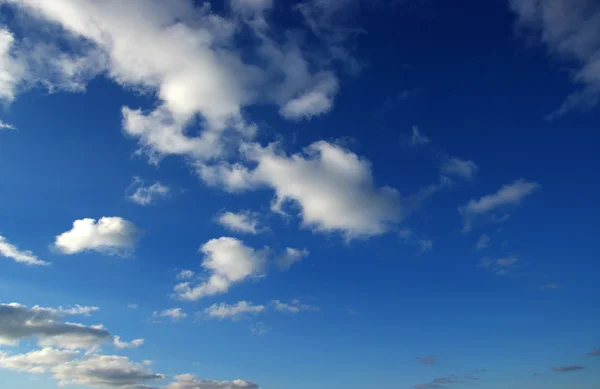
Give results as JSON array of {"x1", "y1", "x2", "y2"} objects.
[
  {"x1": 127, "y1": 177, "x2": 170, "y2": 206},
  {"x1": 409, "y1": 126, "x2": 431, "y2": 147},
  {"x1": 0, "y1": 235, "x2": 48, "y2": 266},
  {"x1": 0, "y1": 120, "x2": 16, "y2": 130},
  {"x1": 478, "y1": 256, "x2": 519, "y2": 276},
  {"x1": 551, "y1": 365, "x2": 584, "y2": 373},
  {"x1": 475, "y1": 234, "x2": 490, "y2": 250}
]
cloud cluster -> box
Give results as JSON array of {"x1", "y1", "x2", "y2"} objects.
[
  {"x1": 0, "y1": 234, "x2": 48, "y2": 266},
  {"x1": 54, "y1": 217, "x2": 140, "y2": 256}
]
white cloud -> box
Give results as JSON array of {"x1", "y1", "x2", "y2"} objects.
[
  {"x1": 279, "y1": 72, "x2": 339, "y2": 119},
  {"x1": 203, "y1": 301, "x2": 266, "y2": 320},
  {"x1": 127, "y1": 177, "x2": 170, "y2": 206},
  {"x1": 250, "y1": 322, "x2": 271, "y2": 336},
  {"x1": 0, "y1": 28, "x2": 24, "y2": 101},
  {"x1": 152, "y1": 308, "x2": 187, "y2": 322},
  {"x1": 196, "y1": 162, "x2": 256, "y2": 193},
  {"x1": 510, "y1": 0, "x2": 600, "y2": 118},
  {"x1": 0, "y1": 235, "x2": 48, "y2": 266},
  {"x1": 113, "y1": 336, "x2": 145, "y2": 349},
  {"x1": 165, "y1": 374, "x2": 259, "y2": 389},
  {"x1": 216, "y1": 211, "x2": 263, "y2": 235},
  {"x1": 0, "y1": 303, "x2": 111, "y2": 349},
  {"x1": 475, "y1": 234, "x2": 490, "y2": 250},
  {"x1": 56, "y1": 305, "x2": 99, "y2": 316},
  {"x1": 54, "y1": 217, "x2": 140, "y2": 256},
  {"x1": 409, "y1": 126, "x2": 430, "y2": 147},
  {"x1": 0, "y1": 119, "x2": 16, "y2": 130},
  {"x1": 0, "y1": 348, "x2": 79, "y2": 374},
  {"x1": 458, "y1": 179, "x2": 539, "y2": 232},
  {"x1": 52, "y1": 354, "x2": 165, "y2": 388},
  {"x1": 277, "y1": 248, "x2": 309, "y2": 270},
  {"x1": 176, "y1": 270, "x2": 195, "y2": 280},
  {"x1": 271, "y1": 299, "x2": 319, "y2": 314},
  {"x1": 441, "y1": 157, "x2": 479, "y2": 180},
  {"x1": 173, "y1": 237, "x2": 267, "y2": 301}
]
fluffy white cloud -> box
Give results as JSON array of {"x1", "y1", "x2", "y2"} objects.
[
  {"x1": 52, "y1": 354, "x2": 165, "y2": 388},
  {"x1": 113, "y1": 336, "x2": 145, "y2": 349},
  {"x1": 279, "y1": 72, "x2": 339, "y2": 119},
  {"x1": 441, "y1": 157, "x2": 479, "y2": 180},
  {"x1": 173, "y1": 237, "x2": 267, "y2": 301},
  {"x1": 475, "y1": 234, "x2": 490, "y2": 250},
  {"x1": 216, "y1": 211, "x2": 263, "y2": 235},
  {"x1": 127, "y1": 177, "x2": 170, "y2": 206},
  {"x1": 0, "y1": 348, "x2": 79, "y2": 374},
  {"x1": 458, "y1": 179, "x2": 539, "y2": 232},
  {"x1": 409, "y1": 126, "x2": 430, "y2": 147},
  {"x1": 203, "y1": 301, "x2": 266, "y2": 320},
  {"x1": 276, "y1": 248, "x2": 309, "y2": 270},
  {"x1": 510, "y1": 0, "x2": 600, "y2": 119},
  {"x1": 176, "y1": 270, "x2": 195, "y2": 280},
  {"x1": 0, "y1": 303, "x2": 111, "y2": 349},
  {"x1": 152, "y1": 308, "x2": 187, "y2": 322},
  {"x1": 271, "y1": 299, "x2": 319, "y2": 313},
  {"x1": 0, "y1": 235, "x2": 48, "y2": 266},
  {"x1": 165, "y1": 374, "x2": 259, "y2": 389},
  {"x1": 54, "y1": 217, "x2": 140, "y2": 256}
]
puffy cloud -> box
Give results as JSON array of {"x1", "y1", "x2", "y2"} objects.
[
  {"x1": 441, "y1": 157, "x2": 479, "y2": 180},
  {"x1": 271, "y1": 299, "x2": 319, "y2": 313},
  {"x1": 203, "y1": 301, "x2": 266, "y2": 320},
  {"x1": 416, "y1": 355, "x2": 437, "y2": 365},
  {"x1": 176, "y1": 270, "x2": 195, "y2": 280},
  {"x1": 0, "y1": 303, "x2": 111, "y2": 349},
  {"x1": 165, "y1": 374, "x2": 259, "y2": 389},
  {"x1": 0, "y1": 235, "x2": 48, "y2": 266},
  {"x1": 478, "y1": 257, "x2": 519, "y2": 276},
  {"x1": 54, "y1": 217, "x2": 140, "y2": 256},
  {"x1": 509, "y1": 0, "x2": 600, "y2": 119},
  {"x1": 173, "y1": 237, "x2": 267, "y2": 301},
  {"x1": 152, "y1": 308, "x2": 187, "y2": 322},
  {"x1": 0, "y1": 348, "x2": 79, "y2": 374},
  {"x1": 458, "y1": 179, "x2": 539, "y2": 232},
  {"x1": 409, "y1": 126, "x2": 430, "y2": 147},
  {"x1": 113, "y1": 336, "x2": 145, "y2": 349},
  {"x1": 127, "y1": 177, "x2": 170, "y2": 206},
  {"x1": 551, "y1": 365, "x2": 584, "y2": 372},
  {"x1": 216, "y1": 211, "x2": 263, "y2": 235},
  {"x1": 0, "y1": 119, "x2": 16, "y2": 130},
  {"x1": 276, "y1": 247, "x2": 309, "y2": 270},
  {"x1": 475, "y1": 234, "x2": 490, "y2": 250},
  {"x1": 52, "y1": 354, "x2": 165, "y2": 388},
  {"x1": 279, "y1": 72, "x2": 339, "y2": 119}
]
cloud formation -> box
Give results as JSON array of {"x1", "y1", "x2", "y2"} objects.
[
  {"x1": 153, "y1": 308, "x2": 187, "y2": 322},
  {"x1": 271, "y1": 299, "x2": 320, "y2": 313},
  {"x1": 127, "y1": 177, "x2": 170, "y2": 206},
  {"x1": 410, "y1": 126, "x2": 430, "y2": 147},
  {"x1": 441, "y1": 157, "x2": 479, "y2": 180},
  {"x1": 459, "y1": 179, "x2": 539, "y2": 232},
  {"x1": 216, "y1": 211, "x2": 263, "y2": 235},
  {"x1": 54, "y1": 217, "x2": 140, "y2": 256},
  {"x1": 203, "y1": 301, "x2": 266, "y2": 321},
  {"x1": 0, "y1": 348, "x2": 79, "y2": 374},
  {"x1": 276, "y1": 247, "x2": 309, "y2": 270},
  {"x1": 113, "y1": 336, "x2": 145, "y2": 349},
  {"x1": 0, "y1": 119, "x2": 16, "y2": 130},
  {"x1": 551, "y1": 365, "x2": 584, "y2": 372},
  {"x1": 173, "y1": 237, "x2": 267, "y2": 301},
  {"x1": 0, "y1": 235, "x2": 48, "y2": 266},
  {"x1": 165, "y1": 374, "x2": 260, "y2": 389}
]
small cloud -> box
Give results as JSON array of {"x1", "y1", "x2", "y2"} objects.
[
  {"x1": 250, "y1": 322, "x2": 271, "y2": 336},
  {"x1": 540, "y1": 283, "x2": 559, "y2": 290},
  {"x1": 271, "y1": 299, "x2": 320, "y2": 313},
  {"x1": 416, "y1": 355, "x2": 437, "y2": 365},
  {"x1": 478, "y1": 256, "x2": 519, "y2": 276},
  {"x1": 216, "y1": 210, "x2": 265, "y2": 235},
  {"x1": 127, "y1": 177, "x2": 170, "y2": 206},
  {"x1": 441, "y1": 157, "x2": 479, "y2": 180},
  {"x1": 551, "y1": 365, "x2": 584, "y2": 373},
  {"x1": 202, "y1": 301, "x2": 265, "y2": 321},
  {"x1": 409, "y1": 126, "x2": 430, "y2": 147},
  {"x1": 475, "y1": 234, "x2": 490, "y2": 250},
  {"x1": 276, "y1": 247, "x2": 309, "y2": 271},
  {"x1": 113, "y1": 336, "x2": 145, "y2": 349},
  {"x1": 0, "y1": 120, "x2": 16, "y2": 130},
  {"x1": 152, "y1": 308, "x2": 187, "y2": 322},
  {"x1": 127, "y1": 304, "x2": 139, "y2": 309},
  {"x1": 176, "y1": 270, "x2": 195, "y2": 280},
  {"x1": 0, "y1": 235, "x2": 49, "y2": 266},
  {"x1": 586, "y1": 348, "x2": 600, "y2": 357}
]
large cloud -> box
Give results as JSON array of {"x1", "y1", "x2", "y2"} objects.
[
  {"x1": 173, "y1": 237, "x2": 267, "y2": 301},
  {"x1": 54, "y1": 217, "x2": 140, "y2": 256}
]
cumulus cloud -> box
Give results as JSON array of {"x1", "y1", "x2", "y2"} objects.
[
  {"x1": 0, "y1": 348, "x2": 79, "y2": 374},
  {"x1": 276, "y1": 247, "x2": 309, "y2": 270},
  {"x1": 0, "y1": 235, "x2": 48, "y2": 266},
  {"x1": 113, "y1": 336, "x2": 145, "y2": 349},
  {"x1": 152, "y1": 308, "x2": 187, "y2": 322},
  {"x1": 203, "y1": 301, "x2": 266, "y2": 321},
  {"x1": 458, "y1": 179, "x2": 539, "y2": 232},
  {"x1": 173, "y1": 237, "x2": 267, "y2": 301},
  {"x1": 0, "y1": 119, "x2": 16, "y2": 130},
  {"x1": 409, "y1": 126, "x2": 430, "y2": 147},
  {"x1": 0, "y1": 303, "x2": 111, "y2": 349},
  {"x1": 478, "y1": 257, "x2": 519, "y2": 276},
  {"x1": 441, "y1": 157, "x2": 479, "y2": 180},
  {"x1": 551, "y1": 365, "x2": 584, "y2": 372},
  {"x1": 54, "y1": 217, "x2": 140, "y2": 256},
  {"x1": 127, "y1": 177, "x2": 170, "y2": 206},
  {"x1": 165, "y1": 374, "x2": 260, "y2": 389},
  {"x1": 510, "y1": 0, "x2": 600, "y2": 119},
  {"x1": 271, "y1": 299, "x2": 319, "y2": 313},
  {"x1": 216, "y1": 211, "x2": 263, "y2": 234},
  {"x1": 475, "y1": 234, "x2": 490, "y2": 250}
]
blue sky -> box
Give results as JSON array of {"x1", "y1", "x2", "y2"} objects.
[{"x1": 0, "y1": 0, "x2": 599, "y2": 388}]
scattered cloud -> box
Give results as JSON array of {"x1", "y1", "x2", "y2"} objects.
[
  {"x1": 586, "y1": 348, "x2": 600, "y2": 356},
  {"x1": 127, "y1": 177, "x2": 170, "y2": 206},
  {"x1": 152, "y1": 308, "x2": 187, "y2": 322},
  {"x1": 459, "y1": 179, "x2": 539, "y2": 232},
  {"x1": 53, "y1": 217, "x2": 140, "y2": 256},
  {"x1": 0, "y1": 235, "x2": 48, "y2": 266},
  {"x1": 551, "y1": 365, "x2": 584, "y2": 373},
  {"x1": 202, "y1": 301, "x2": 266, "y2": 321},
  {"x1": 216, "y1": 211, "x2": 264, "y2": 235},
  {"x1": 478, "y1": 257, "x2": 519, "y2": 276},
  {"x1": 271, "y1": 299, "x2": 320, "y2": 313},
  {"x1": 416, "y1": 355, "x2": 437, "y2": 365},
  {"x1": 0, "y1": 348, "x2": 79, "y2": 374},
  {"x1": 509, "y1": 0, "x2": 600, "y2": 119},
  {"x1": 113, "y1": 336, "x2": 145, "y2": 349},
  {"x1": 0, "y1": 120, "x2": 16, "y2": 130},
  {"x1": 475, "y1": 234, "x2": 490, "y2": 250},
  {"x1": 176, "y1": 270, "x2": 195, "y2": 280},
  {"x1": 165, "y1": 374, "x2": 259, "y2": 389},
  {"x1": 173, "y1": 237, "x2": 268, "y2": 301},
  {"x1": 0, "y1": 303, "x2": 111, "y2": 349},
  {"x1": 441, "y1": 157, "x2": 479, "y2": 180},
  {"x1": 540, "y1": 283, "x2": 559, "y2": 290},
  {"x1": 276, "y1": 247, "x2": 309, "y2": 270},
  {"x1": 409, "y1": 126, "x2": 430, "y2": 147}
]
